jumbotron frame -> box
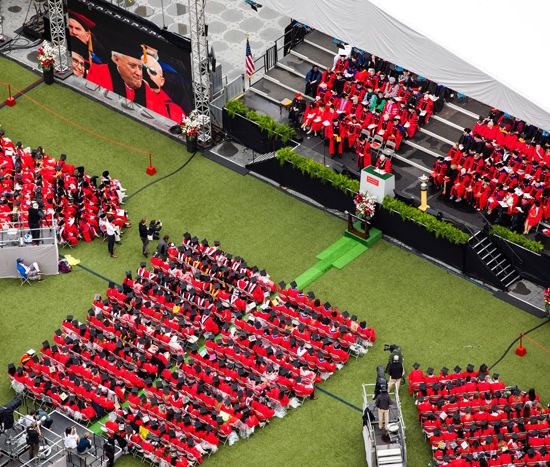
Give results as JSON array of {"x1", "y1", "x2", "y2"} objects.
[
  {"x1": 47, "y1": 0, "x2": 71, "y2": 75},
  {"x1": 187, "y1": 0, "x2": 212, "y2": 144}
]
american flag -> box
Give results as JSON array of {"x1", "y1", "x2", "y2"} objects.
[{"x1": 245, "y1": 37, "x2": 255, "y2": 80}]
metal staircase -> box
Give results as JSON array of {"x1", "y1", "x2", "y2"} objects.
[{"x1": 469, "y1": 232, "x2": 521, "y2": 289}]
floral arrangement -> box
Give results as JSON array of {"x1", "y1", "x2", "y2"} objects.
[
  {"x1": 181, "y1": 110, "x2": 209, "y2": 139},
  {"x1": 354, "y1": 191, "x2": 377, "y2": 219},
  {"x1": 37, "y1": 41, "x2": 55, "y2": 71},
  {"x1": 545, "y1": 288, "x2": 550, "y2": 315}
]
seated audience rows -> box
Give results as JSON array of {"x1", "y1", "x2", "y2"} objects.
[
  {"x1": 409, "y1": 363, "x2": 550, "y2": 466},
  {"x1": 0, "y1": 131, "x2": 128, "y2": 245},
  {"x1": 293, "y1": 51, "x2": 444, "y2": 164},
  {"x1": 9, "y1": 235, "x2": 374, "y2": 466},
  {"x1": 431, "y1": 110, "x2": 550, "y2": 234}
]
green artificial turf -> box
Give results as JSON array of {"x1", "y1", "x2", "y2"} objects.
[
  {"x1": 0, "y1": 58, "x2": 549, "y2": 467},
  {"x1": 0, "y1": 57, "x2": 41, "y2": 103}
]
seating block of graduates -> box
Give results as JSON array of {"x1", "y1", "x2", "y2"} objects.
[
  {"x1": 408, "y1": 362, "x2": 550, "y2": 466},
  {"x1": 8, "y1": 235, "x2": 375, "y2": 466},
  {"x1": 0, "y1": 131, "x2": 128, "y2": 246},
  {"x1": 431, "y1": 110, "x2": 550, "y2": 234},
  {"x1": 294, "y1": 51, "x2": 443, "y2": 167}
]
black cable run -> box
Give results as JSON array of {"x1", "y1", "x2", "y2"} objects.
[
  {"x1": 488, "y1": 318, "x2": 550, "y2": 370},
  {"x1": 125, "y1": 151, "x2": 197, "y2": 201}
]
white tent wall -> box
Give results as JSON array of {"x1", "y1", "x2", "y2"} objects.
[{"x1": 261, "y1": 0, "x2": 550, "y2": 132}]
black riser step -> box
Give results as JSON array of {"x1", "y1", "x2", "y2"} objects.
[
  {"x1": 485, "y1": 254, "x2": 505, "y2": 266},
  {"x1": 481, "y1": 249, "x2": 497, "y2": 260},
  {"x1": 471, "y1": 239, "x2": 489, "y2": 249}
]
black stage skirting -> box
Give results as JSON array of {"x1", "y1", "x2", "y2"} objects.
[
  {"x1": 223, "y1": 109, "x2": 287, "y2": 154},
  {"x1": 248, "y1": 158, "x2": 547, "y2": 289},
  {"x1": 247, "y1": 158, "x2": 355, "y2": 212}
]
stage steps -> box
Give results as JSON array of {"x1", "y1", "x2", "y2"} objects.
[
  {"x1": 469, "y1": 232, "x2": 521, "y2": 290},
  {"x1": 305, "y1": 29, "x2": 340, "y2": 54},
  {"x1": 290, "y1": 41, "x2": 334, "y2": 69}
]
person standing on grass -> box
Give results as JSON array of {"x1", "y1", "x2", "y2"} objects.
[
  {"x1": 139, "y1": 218, "x2": 149, "y2": 257},
  {"x1": 156, "y1": 235, "x2": 169, "y2": 261},
  {"x1": 105, "y1": 215, "x2": 118, "y2": 258},
  {"x1": 386, "y1": 354, "x2": 404, "y2": 393}
]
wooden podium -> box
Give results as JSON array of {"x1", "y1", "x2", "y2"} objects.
[{"x1": 360, "y1": 166, "x2": 395, "y2": 202}]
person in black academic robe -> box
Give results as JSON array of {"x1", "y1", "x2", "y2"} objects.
[{"x1": 288, "y1": 94, "x2": 306, "y2": 127}]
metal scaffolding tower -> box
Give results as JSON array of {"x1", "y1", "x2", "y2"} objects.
[
  {"x1": 47, "y1": 0, "x2": 71, "y2": 75},
  {"x1": 187, "y1": 0, "x2": 212, "y2": 144}
]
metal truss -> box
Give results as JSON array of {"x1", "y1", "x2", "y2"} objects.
[
  {"x1": 47, "y1": 0, "x2": 70, "y2": 74},
  {"x1": 187, "y1": 0, "x2": 212, "y2": 144}
]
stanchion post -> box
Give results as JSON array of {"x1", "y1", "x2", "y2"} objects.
[
  {"x1": 515, "y1": 332, "x2": 526, "y2": 357},
  {"x1": 146, "y1": 153, "x2": 157, "y2": 176},
  {"x1": 5, "y1": 84, "x2": 16, "y2": 107}
]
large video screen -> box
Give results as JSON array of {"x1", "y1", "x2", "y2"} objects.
[{"x1": 67, "y1": 0, "x2": 193, "y2": 123}]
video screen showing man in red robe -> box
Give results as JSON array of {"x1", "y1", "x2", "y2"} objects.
[{"x1": 67, "y1": 0, "x2": 193, "y2": 124}]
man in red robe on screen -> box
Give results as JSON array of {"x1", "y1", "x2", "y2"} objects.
[{"x1": 142, "y1": 49, "x2": 186, "y2": 124}]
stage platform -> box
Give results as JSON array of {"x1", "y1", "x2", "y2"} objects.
[{"x1": 0, "y1": 408, "x2": 122, "y2": 467}]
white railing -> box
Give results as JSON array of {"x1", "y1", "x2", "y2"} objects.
[{"x1": 0, "y1": 213, "x2": 57, "y2": 248}]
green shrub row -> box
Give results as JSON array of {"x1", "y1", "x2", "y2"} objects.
[
  {"x1": 275, "y1": 147, "x2": 360, "y2": 194},
  {"x1": 225, "y1": 99, "x2": 296, "y2": 144},
  {"x1": 490, "y1": 225, "x2": 544, "y2": 253},
  {"x1": 382, "y1": 196, "x2": 470, "y2": 245},
  {"x1": 275, "y1": 148, "x2": 540, "y2": 253}
]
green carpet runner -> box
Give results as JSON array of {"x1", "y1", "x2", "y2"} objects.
[{"x1": 293, "y1": 228, "x2": 381, "y2": 290}]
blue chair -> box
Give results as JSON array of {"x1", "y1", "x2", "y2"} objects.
[{"x1": 16, "y1": 259, "x2": 31, "y2": 286}]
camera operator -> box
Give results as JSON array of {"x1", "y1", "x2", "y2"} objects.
[
  {"x1": 374, "y1": 382, "x2": 391, "y2": 433},
  {"x1": 148, "y1": 219, "x2": 162, "y2": 241},
  {"x1": 386, "y1": 354, "x2": 404, "y2": 393},
  {"x1": 26, "y1": 422, "x2": 42, "y2": 461}
]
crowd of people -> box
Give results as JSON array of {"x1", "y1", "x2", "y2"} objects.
[
  {"x1": 8, "y1": 235, "x2": 375, "y2": 466},
  {"x1": 0, "y1": 131, "x2": 129, "y2": 249},
  {"x1": 431, "y1": 111, "x2": 550, "y2": 235},
  {"x1": 288, "y1": 49, "x2": 446, "y2": 166},
  {"x1": 409, "y1": 362, "x2": 550, "y2": 465}
]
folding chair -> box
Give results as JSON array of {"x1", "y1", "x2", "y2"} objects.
[
  {"x1": 384, "y1": 139, "x2": 397, "y2": 152},
  {"x1": 18, "y1": 270, "x2": 31, "y2": 287}
]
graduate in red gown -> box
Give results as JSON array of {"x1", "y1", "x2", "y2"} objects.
[
  {"x1": 416, "y1": 93, "x2": 434, "y2": 124},
  {"x1": 524, "y1": 201, "x2": 543, "y2": 234},
  {"x1": 355, "y1": 136, "x2": 372, "y2": 169}
]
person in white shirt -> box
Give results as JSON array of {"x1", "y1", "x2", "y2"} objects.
[
  {"x1": 63, "y1": 426, "x2": 80, "y2": 450},
  {"x1": 104, "y1": 215, "x2": 118, "y2": 258}
]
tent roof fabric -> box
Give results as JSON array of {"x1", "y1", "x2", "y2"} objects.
[{"x1": 261, "y1": 0, "x2": 550, "y2": 132}]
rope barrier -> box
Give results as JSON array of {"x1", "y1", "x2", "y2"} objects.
[
  {"x1": 1, "y1": 81, "x2": 154, "y2": 157},
  {"x1": 488, "y1": 318, "x2": 550, "y2": 370},
  {"x1": 524, "y1": 334, "x2": 550, "y2": 354}
]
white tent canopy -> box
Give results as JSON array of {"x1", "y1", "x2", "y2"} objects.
[{"x1": 261, "y1": 0, "x2": 550, "y2": 132}]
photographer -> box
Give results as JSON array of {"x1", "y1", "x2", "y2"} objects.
[
  {"x1": 63, "y1": 426, "x2": 79, "y2": 451},
  {"x1": 139, "y1": 218, "x2": 149, "y2": 258},
  {"x1": 26, "y1": 423, "x2": 42, "y2": 461},
  {"x1": 148, "y1": 219, "x2": 162, "y2": 241}
]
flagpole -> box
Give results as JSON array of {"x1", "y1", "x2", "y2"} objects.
[
  {"x1": 246, "y1": 34, "x2": 252, "y2": 87},
  {"x1": 247, "y1": 34, "x2": 252, "y2": 88}
]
